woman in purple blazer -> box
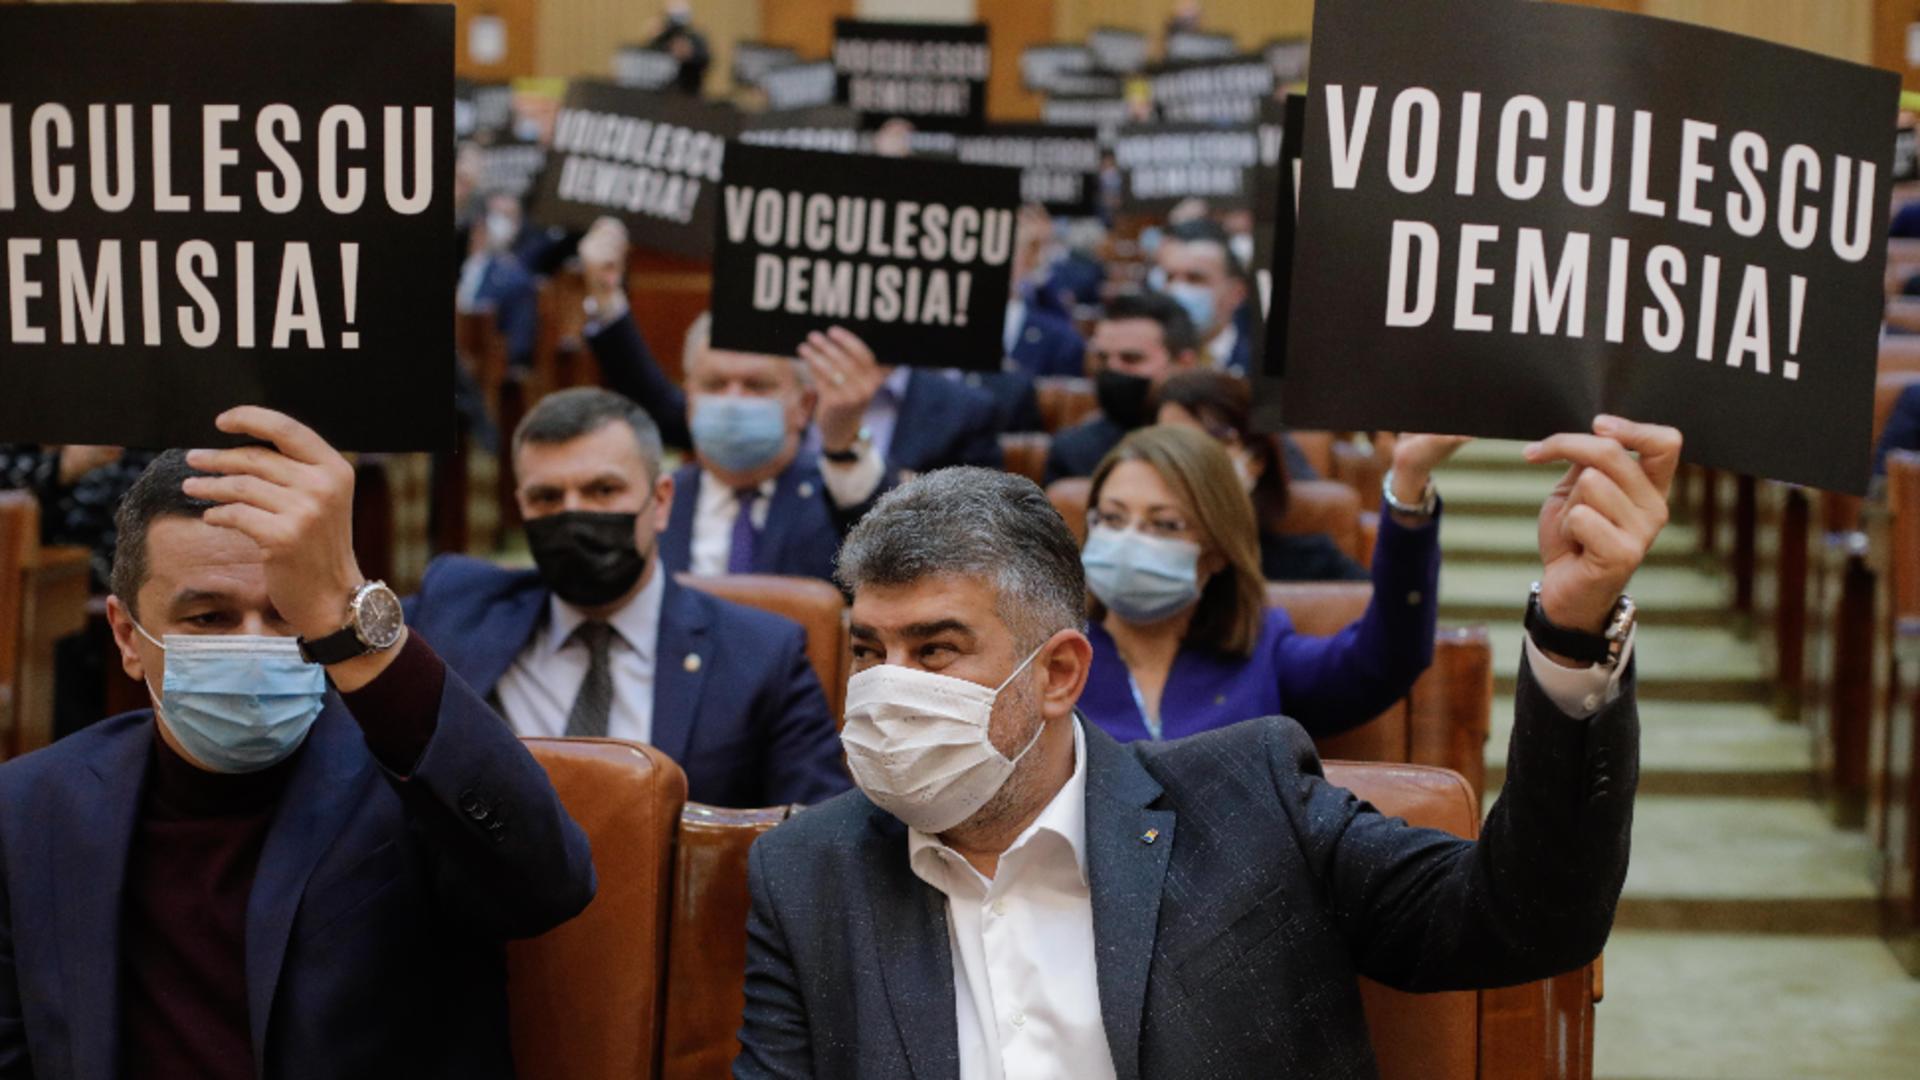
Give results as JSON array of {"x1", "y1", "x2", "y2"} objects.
[{"x1": 1077, "y1": 424, "x2": 1460, "y2": 743}]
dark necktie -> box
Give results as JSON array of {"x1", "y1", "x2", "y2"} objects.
[
  {"x1": 727, "y1": 488, "x2": 759, "y2": 575},
  {"x1": 565, "y1": 621, "x2": 614, "y2": 738}
]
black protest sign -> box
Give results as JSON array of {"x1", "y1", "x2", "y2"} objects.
[
  {"x1": 952, "y1": 124, "x2": 1102, "y2": 217},
  {"x1": 1148, "y1": 55, "x2": 1276, "y2": 124},
  {"x1": 0, "y1": 4, "x2": 453, "y2": 452},
  {"x1": 741, "y1": 106, "x2": 863, "y2": 155},
  {"x1": 1256, "y1": 93, "x2": 1307, "y2": 387},
  {"x1": 1042, "y1": 94, "x2": 1133, "y2": 145},
  {"x1": 1167, "y1": 30, "x2": 1239, "y2": 62},
  {"x1": 710, "y1": 144, "x2": 1020, "y2": 371},
  {"x1": 833, "y1": 20, "x2": 990, "y2": 132},
  {"x1": 613, "y1": 47, "x2": 682, "y2": 91},
  {"x1": 455, "y1": 80, "x2": 514, "y2": 141},
  {"x1": 1282, "y1": 0, "x2": 1899, "y2": 494},
  {"x1": 528, "y1": 82, "x2": 738, "y2": 260},
  {"x1": 1264, "y1": 37, "x2": 1312, "y2": 86},
  {"x1": 761, "y1": 61, "x2": 840, "y2": 111},
  {"x1": 734, "y1": 42, "x2": 800, "y2": 90},
  {"x1": 1022, "y1": 44, "x2": 1121, "y2": 97},
  {"x1": 1113, "y1": 122, "x2": 1261, "y2": 212},
  {"x1": 1090, "y1": 27, "x2": 1149, "y2": 75}
]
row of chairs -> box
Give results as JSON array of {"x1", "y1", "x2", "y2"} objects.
[{"x1": 0, "y1": 492, "x2": 90, "y2": 759}]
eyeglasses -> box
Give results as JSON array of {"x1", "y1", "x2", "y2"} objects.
[{"x1": 1087, "y1": 507, "x2": 1196, "y2": 540}]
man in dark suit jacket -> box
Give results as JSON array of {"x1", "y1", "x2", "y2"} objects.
[
  {"x1": 738, "y1": 416, "x2": 1681, "y2": 1079},
  {"x1": 1046, "y1": 291, "x2": 1203, "y2": 484},
  {"x1": 407, "y1": 387, "x2": 847, "y2": 808},
  {"x1": 0, "y1": 411, "x2": 594, "y2": 1080}
]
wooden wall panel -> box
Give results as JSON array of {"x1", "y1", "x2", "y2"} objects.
[
  {"x1": 1643, "y1": 0, "x2": 1873, "y2": 62},
  {"x1": 978, "y1": 0, "x2": 1055, "y2": 121},
  {"x1": 536, "y1": 0, "x2": 760, "y2": 86},
  {"x1": 454, "y1": 0, "x2": 538, "y2": 81},
  {"x1": 1873, "y1": 0, "x2": 1920, "y2": 93},
  {"x1": 761, "y1": 0, "x2": 856, "y2": 62}
]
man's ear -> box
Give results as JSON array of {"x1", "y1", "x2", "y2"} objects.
[
  {"x1": 652, "y1": 472, "x2": 676, "y2": 531},
  {"x1": 105, "y1": 594, "x2": 151, "y2": 685},
  {"x1": 1038, "y1": 629, "x2": 1093, "y2": 722}
]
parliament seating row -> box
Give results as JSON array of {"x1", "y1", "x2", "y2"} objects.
[
  {"x1": 0, "y1": 492, "x2": 89, "y2": 762},
  {"x1": 510, "y1": 738, "x2": 1595, "y2": 1080},
  {"x1": 1047, "y1": 476, "x2": 1380, "y2": 577}
]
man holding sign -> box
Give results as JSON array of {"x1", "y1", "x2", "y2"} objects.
[{"x1": 0, "y1": 409, "x2": 594, "y2": 1078}]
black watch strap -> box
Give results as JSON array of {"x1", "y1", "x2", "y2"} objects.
[
  {"x1": 1523, "y1": 585, "x2": 1615, "y2": 666},
  {"x1": 298, "y1": 624, "x2": 372, "y2": 666},
  {"x1": 820, "y1": 444, "x2": 861, "y2": 464}
]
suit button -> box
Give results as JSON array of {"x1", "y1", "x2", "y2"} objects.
[{"x1": 1406, "y1": 591, "x2": 1422, "y2": 606}]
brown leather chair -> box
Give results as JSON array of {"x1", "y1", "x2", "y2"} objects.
[
  {"x1": 1287, "y1": 430, "x2": 1338, "y2": 480},
  {"x1": 0, "y1": 493, "x2": 32, "y2": 758},
  {"x1": 0, "y1": 493, "x2": 87, "y2": 760},
  {"x1": 1878, "y1": 451, "x2": 1920, "y2": 973},
  {"x1": 1266, "y1": 583, "x2": 1493, "y2": 796},
  {"x1": 1276, "y1": 479, "x2": 1367, "y2": 566},
  {"x1": 1035, "y1": 375, "x2": 1098, "y2": 433},
  {"x1": 661, "y1": 803, "x2": 800, "y2": 1080},
  {"x1": 1326, "y1": 760, "x2": 1599, "y2": 1080},
  {"x1": 508, "y1": 738, "x2": 687, "y2": 1080},
  {"x1": 1880, "y1": 335, "x2": 1920, "y2": 376},
  {"x1": 677, "y1": 573, "x2": 850, "y2": 719},
  {"x1": 999, "y1": 432, "x2": 1052, "y2": 487}
]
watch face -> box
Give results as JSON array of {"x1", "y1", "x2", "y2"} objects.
[{"x1": 354, "y1": 584, "x2": 406, "y2": 649}]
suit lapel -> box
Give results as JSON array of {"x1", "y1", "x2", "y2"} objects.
[
  {"x1": 455, "y1": 572, "x2": 546, "y2": 700},
  {"x1": 649, "y1": 576, "x2": 710, "y2": 764},
  {"x1": 1082, "y1": 721, "x2": 1175, "y2": 1080},
  {"x1": 755, "y1": 460, "x2": 811, "y2": 574},
  {"x1": 887, "y1": 372, "x2": 935, "y2": 474},
  {"x1": 244, "y1": 703, "x2": 376, "y2": 1065},
  {"x1": 862, "y1": 810, "x2": 959, "y2": 1080},
  {"x1": 51, "y1": 720, "x2": 152, "y2": 1080},
  {"x1": 661, "y1": 463, "x2": 699, "y2": 574}
]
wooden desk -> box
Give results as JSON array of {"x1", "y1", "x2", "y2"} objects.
[{"x1": 9, "y1": 545, "x2": 90, "y2": 758}]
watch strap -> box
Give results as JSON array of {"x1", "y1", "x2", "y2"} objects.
[
  {"x1": 1524, "y1": 583, "x2": 1630, "y2": 667},
  {"x1": 298, "y1": 623, "x2": 372, "y2": 666}
]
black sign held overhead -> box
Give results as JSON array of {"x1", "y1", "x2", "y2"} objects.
[
  {"x1": 740, "y1": 105, "x2": 863, "y2": 155},
  {"x1": 1264, "y1": 37, "x2": 1312, "y2": 85},
  {"x1": 528, "y1": 82, "x2": 738, "y2": 261},
  {"x1": 1089, "y1": 27, "x2": 1150, "y2": 75},
  {"x1": 1281, "y1": 0, "x2": 1899, "y2": 494},
  {"x1": 1022, "y1": 44, "x2": 1121, "y2": 98},
  {"x1": 761, "y1": 61, "x2": 840, "y2": 111},
  {"x1": 833, "y1": 20, "x2": 990, "y2": 133},
  {"x1": 455, "y1": 80, "x2": 514, "y2": 141},
  {"x1": 613, "y1": 46, "x2": 682, "y2": 91},
  {"x1": 0, "y1": 3, "x2": 454, "y2": 452},
  {"x1": 734, "y1": 41, "x2": 800, "y2": 90},
  {"x1": 1147, "y1": 55, "x2": 1276, "y2": 123},
  {"x1": 1042, "y1": 95, "x2": 1134, "y2": 145},
  {"x1": 951, "y1": 124, "x2": 1103, "y2": 217},
  {"x1": 710, "y1": 144, "x2": 1020, "y2": 371},
  {"x1": 1114, "y1": 123, "x2": 1261, "y2": 213},
  {"x1": 1167, "y1": 30, "x2": 1239, "y2": 62}
]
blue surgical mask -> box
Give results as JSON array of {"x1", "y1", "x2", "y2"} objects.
[
  {"x1": 134, "y1": 622, "x2": 327, "y2": 773},
  {"x1": 1164, "y1": 280, "x2": 1217, "y2": 334},
  {"x1": 1082, "y1": 525, "x2": 1203, "y2": 624},
  {"x1": 691, "y1": 394, "x2": 789, "y2": 474}
]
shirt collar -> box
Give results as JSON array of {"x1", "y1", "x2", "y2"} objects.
[
  {"x1": 906, "y1": 717, "x2": 1091, "y2": 890},
  {"x1": 1207, "y1": 321, "x2": 1239, "y2": 366},
  {"x1": 880, "y1": 365, "x2": 913, "y2": 402},
  {"x1": 542, "y1": 563, "x2": 665, "y2": 663},
  {"x1": 697, "y1": 469, "x2": 777, "y2": 511}
]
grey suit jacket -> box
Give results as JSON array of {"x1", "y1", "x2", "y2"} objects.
[{"x1": 735, "y1": 658, "x2": 1638, "y2": 1080}]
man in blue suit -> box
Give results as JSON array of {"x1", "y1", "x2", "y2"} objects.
[
  {"x1": 0, "y1": 409, "x2": 595, "y2": 1079},
  {"x1": 1152, "y1": 218, "x2": 1253, "y2": 374},
  {"x1": 408, "y1": 387, "x2": 847, "y2": 809},
  {"x1": 739, "y1": 415, "x2": 1682, "y2": 1079},
  {"x1": 455, "y1": 190, "x2": 540, "y2": 369}
]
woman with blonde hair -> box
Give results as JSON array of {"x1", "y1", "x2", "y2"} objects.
[{"x1": 1077, "y1": 424, "x2": 1449, "y2": 742}]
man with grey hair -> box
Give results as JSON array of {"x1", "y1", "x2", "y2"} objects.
[
  {"x1": 738, "y1": 417, "x2": 1681, "y2": 1079},
  {"x1": 406, "y1": 386, "x2": 847, "y2": 807}
]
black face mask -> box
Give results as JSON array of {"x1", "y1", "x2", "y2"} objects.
[
  {"x1": 1096, "y1": 369, "x2": 1154, "y2": 431},
  {"x1": 524, "y1": 510, "x2": 650, "y2": 608}
]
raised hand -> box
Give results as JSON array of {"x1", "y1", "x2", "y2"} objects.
[
  {"x1": 1384, "y1": 433, "x2": 1472, "y2": 506},
  {"x1": 798, "y1": 327, "x2": 888, "y2": 455},
  {"x1": 1523, "y1": 415, "x2": 1683, "y2": 633}
]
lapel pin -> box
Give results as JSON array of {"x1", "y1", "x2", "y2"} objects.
[
  {"x1": 798, "y1": 481, "x2": 815, "y2": 499},
  {"x1": 1140, "y1": 828, "x2": 1159, "y2": 845},
  {"x1": 684, "y1": 654, "x2": 702, "y2": 673}
]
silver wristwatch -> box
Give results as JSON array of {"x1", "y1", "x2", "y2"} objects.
[{"x1": 297, "y1": 581, "x2": 405, "y2": 665}]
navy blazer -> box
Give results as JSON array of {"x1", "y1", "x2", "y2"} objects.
[
  {"x1": 0, "y1": 672, "x2": 595, "y2": 1080},
  {"x1": 1008, "y1": 306, "x2": 1087, "y2": 379},
  {"x1": 658, "y1": 456, "x2": 873, "y2": 584},
  {"x1": 407, "y1": 556, "x2": 848, "y2": 808},
  {"x1": 737, "y1": 661, "x2": 1638, "y2": 1079}
]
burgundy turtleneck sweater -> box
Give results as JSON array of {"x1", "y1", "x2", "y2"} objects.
[{"x1": 117, "y1": 633, "x2": 444, "y2": 1079}]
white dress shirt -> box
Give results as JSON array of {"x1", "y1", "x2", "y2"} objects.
[
  {"x1": 898, "y1": 634, "x2": 1630, "y2": 1079},
  {"x1": 1205, "y1": 321, "x2": 1240, "y2": 370},
  {"x1": 908, "y1": 720, "x2": 1119, "y2": 1080},
  {"x1": 494, "y1": 566, "x2": 665, "y2": 742},
  {"x1": 689, "y1": 471, "x2": 776, "y2": 576}
]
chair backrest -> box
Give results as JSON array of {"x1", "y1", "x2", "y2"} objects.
[
  {"x1": 1047, "y1": 476, "x2": 1092, "y2": 546},
  {"x1": 508, "y1": 738, "x2": 687, "y2": 1080},
  {"x1": 677, "y1": 573, "x2": 849, "y2": 718},
  {"x1": 1265, "y1": 582, "x2": 1493, "y2": 794},
  {"x1": 1035, "y1": 375, "x2": 1098, "y2": 433},
  {"x1": 1000, "y1": 432, "x2": 1052, "y2": 487},
  {"x1": 0, "y1": 493, "x2": 35, "y2": 757},
  {"x1": 661, "y1": 803, "x2": 799, "y2": 1080},
  {"x1": 1323, "y1": 761, "x2": 1481, "y2": 1080},
  {"x1": 1287, "y1": 430, "x2": 1338, "y2": 480},
  {"x1": 1881, "y1": 336, "x2": 1920, "y2": 376},
  {"x1": 1888, "y1": 450, "x2": 1920, "y2": 619},
  {"x1": 1276, "y1": 480, "x2": 1367, "y2": 565},
  {"x1": 1876, "y1": 371, "x2": 1920, "y2": 451}
]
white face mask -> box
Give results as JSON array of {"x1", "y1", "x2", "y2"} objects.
[{"x1": 840, "y1": 645, "x2": 1046, "y2": 834}]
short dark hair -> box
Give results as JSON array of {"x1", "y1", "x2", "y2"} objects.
[
  {"x1": 1165, "y1": 217, "x2": 1247, "y2": 281},
  {"x1": 513, "y1": 387, "x2": 665, "y2": 480},
  {"x1": 1102, "y1": 290, "x2": 1200, "y2": 356},
  {"x1": 835, "y1": 467, "x2": 1086, "y2": 651},
  {"x1": 110, "y1": 450, "x2": 216, "y2": 618},
  {"x1": 1156, "y1": 369, "x2": 1290, "y2": 520}
]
